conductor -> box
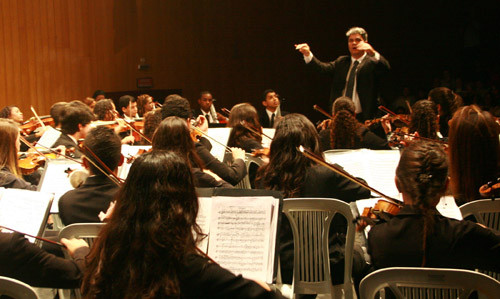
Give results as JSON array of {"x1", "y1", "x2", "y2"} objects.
[{"x1": 296, "y1": 27, "x2": 391, "y2": 121}]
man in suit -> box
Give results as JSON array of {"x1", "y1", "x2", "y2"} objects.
[
  {"x1": 58, "y1": 126, "x2": 123, "y2": 225},
  {"x1": 258, "y1": 89, "x2": 288, "y2": 128},
  {"x1": 52, "y1": 101, "x2": 95, "y2": 158},
  {"x1": 191, "y1": 91, "x2": 225, "y2": 125},
  {"x1": 296, "y1": 27, "x2": 391, "y2": 121}
]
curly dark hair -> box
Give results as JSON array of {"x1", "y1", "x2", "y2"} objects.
[
  {"x1": 409, "y1": 100, "x2": 438, "y2": 139},
  {"x1": 255, "y1": 113, "x2": 322, "y2": 197},
  {"x1": 329, "y1": 97, "x2": 362, "y2": 149},
  {"x1": 396, "y1": 141, "x2": 448, "y2": 266},
  {"x1": 81, "y1": 151, "x2": 203, "y2": 297},
  {"x1": 93, "y1": 99, "x2": 115, "y2": 121}
]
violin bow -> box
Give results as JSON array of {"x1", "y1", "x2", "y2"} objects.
[
  {"x1": 240, "y1": 121, "x2": 273, "y2": 141},
  {"x1": 1, "y1": 226, "x2": 63, "y2": 247},
  {"x1": 313, "y1": 104, "x2": 334, "y2": 120},
  {"x1": 32, "y1": 142, "x2": 84, "y2": 165},
  {"x1": 298, "y1": 145, "x2": 402, "y2": 205},
  {"x1": 80, "y1": 144, "x2": 123, "y2": 186},
  {"x1": 30, "y1": 106, "x2": 47, "y2": 130},
  {"x1": 378, "y1": 105, "x2": 410, "y2": 125},
  {"x1": 112, "y1": 111, "x2": 151, "y2": 144},
  {"x1": 192, "y1": 126, "x2": 232, "y2": 153}
]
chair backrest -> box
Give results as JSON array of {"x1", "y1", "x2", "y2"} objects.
[
  {"x1": 58, "y1": 223, "x2": 105, "y2": 299},
  {"x1": 283, "y1": 198, "x2": 355, "y2": 298},
  {"x1": 58, "y1": 223, "x2": 105, "y2": 249},
  {"x1": 0, "y1": 276, "x2": 39, "y2": 299},
  {"x1": 359, "y1": 267, "x2": 500, "y2": 299},
  {"x1": 459, "y1": 199, "x2": 500, "y2": 232},
  {"x1": 459, "y1": 199, "x2": 500, "y2": 281},
  {"x1": 224, "y1": 152, "x2": 264, "y2": 189}
]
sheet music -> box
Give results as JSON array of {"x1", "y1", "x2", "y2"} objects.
[
  {"x1": 207, "y1": 196, "x2": 275, "y2": 282},
  {"x1": 36, "y1": 126, "x2": 62, "y2": 148},
  {"x1": 0, "y1": 188, "x2": 53, "y2": 242},
  {"x1": 206, "y1": 128, "x2": 231, "y2": 162},
  {"x1": 117, "y1": 145, "x2": 152, "y2": 180},
  {"x1": 196, "y1": 197, "x2": 212, "y2": 253},
  {"x1": 324, "y1": 149, "x2": 401, "y2": 198},
  {"x1": 38, "y1": 159, "x2": 84, "y2": 213},
  {"x1": 261, "y1": 129, "x2": 275, "y2": 149}
]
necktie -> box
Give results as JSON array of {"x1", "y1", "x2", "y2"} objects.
[
  {"x1": 345, "y1": 60, "x2": 359, "y2": 99},
  {"x1": 205, "y1": 114, "x2": 211, "y2": 123},
  {"x1": 270, "y1": 113, "x2": 275, "y2": 128}
]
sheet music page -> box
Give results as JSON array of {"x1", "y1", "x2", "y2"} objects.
[
  {"x1": 117, "y1": 145, "x2": 152, "y2": 180},
  {"x1": 36, "y1": 126, "x2": 62, "y2": 148},
  {"x1": 261, "y1": 129, "x2": 275, "y2": 149},
  {"x1": 206, "y1": 128, "x2": 231, "y2": 162},
  {"x1": 0, "y1": 189, "x2": 53, "y2": 242},
  {"x1": 266, "y1": 197, "x2": 279, "y2": 283},
  {"x1": 196, "y1": 197, "x2": 212, "y2": 253},
  {"x1": 38, "y1": 159, "x2": 84, "y2": 213},
  {"x1": 207, "y1": 196, "x2": 274, "y2": 282},
  {"x1": 324, "y1": 149, "x2": 401, "y2": 199}
]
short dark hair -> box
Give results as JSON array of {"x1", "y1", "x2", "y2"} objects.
[
  {"x1": 0, "y1": 106, "x2": 15, "y2": 119},
  {"x1": 262, "y1": 89, "x2": 275, "y2": 102},
  {"x1": 59, "y1": 102, "x2": 95, "y2": 135},
  {"x1": 117, "y1": 95, "x2": 136, "y2": 117},
  {"x1": 199, "y1": 91, "x2": 211, "y2": 98},
  {"x1": 92, "y1": 89, "x2": 106, "y2": 99},
  {"x1": 161, "y1": 94, "x2": 191, "y2": 120},
  {"x1": 50, "y1": 102, "x2": 68, "y2": 127},
  {"x1": 83, "y1": 126, "x2": 122, "y2": 175}
]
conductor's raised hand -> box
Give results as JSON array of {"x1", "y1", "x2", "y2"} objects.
[
  {"x1": 356, "y1": 41, "x2": 376, "y2": 56},
  {"x1": 294, "y1": 43, "x2": 311, "y2": 56}
]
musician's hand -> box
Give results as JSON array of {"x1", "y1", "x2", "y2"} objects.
[
  {"x1": 356, "y1": 41, "x2": 375, "y2": 56},
  {"x1": 98, "y1": 201, "x2": 115, "y2": 222},
  {"x1": 34, "y1": 126, "x2": 48, "y2": 138},
  {"x1": 380, "y1": 115, "x2": 392, "y2": 134},
  {"x1": 316, "y1": 119, "x2": 331, "y2": 131},
  {"x1": 216, "y1": 112, "x2": 227, "y2": 122},
  {"x1": 294, "y1": 43, "x2": 311, "y2": 56},
  {"x1": 231, "y1": 147, "x2": 246, "y2": 161},
  {"x1": 195, "y1": 115, "x2": 209, "y2": 133},
  {"x1": 54, "y1": 145, "x2": 66, "y2": 156},
  {"x1": 114, "y1": 118, "x2": 127, "y2": 134},
  {"x1": 61, "y1": 238, "x2": 89, "y2": 257},
  {"x1": 121, "y1": 135, "x2": 135, "y2": 145}
]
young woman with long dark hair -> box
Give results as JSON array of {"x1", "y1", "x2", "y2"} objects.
[
  {"x1": 256, "y1": 113, "x2": 371, "y2": 286},
  {"x1": 368, "y1": 141, "x2": 500, "y2": 271},
  {"x1": 152, "y1": 116, "x2": 232, "y2": 188},
  {"x1": 82, "y1": 151, "x2": 283, "y2": 298},
  {"x1": 227, "y1": 103, "x2": 263, "y2": 153}
]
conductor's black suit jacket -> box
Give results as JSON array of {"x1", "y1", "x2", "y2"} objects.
[{"x1": 307, "y1": 54, "x2": 391, "y2": 121}]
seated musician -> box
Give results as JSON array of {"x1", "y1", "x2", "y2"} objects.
[
  {"x1": 49, "y1": 101, "x2": 68, "y2": 130},
  {"x1": 81, "y1": 150, "x2": 284, "y2": 298},
  {"x1": 0, "y1": 231, "x2": 88, "y2": 289},
  {"x1": 319, "y1": 97, "x2": 389, "y2": 151},
  {"x1": 52, "y1": 101, "x2": 95, "y2": 158},
  {"x1": 368, "y1": 140, "x2": 500, "y2": 272},
  {"x1": 93, "y1": 99, "x2": 135, "y2": 145},
  {"x1": 117, "y1": 95, "x2": 138, "y2": 121},
  {"x1": 0, "y1": 105, "x2": 48, "y2": 151},
  {"x1": 58, "y1": 126, "x2": 122, "y2": 225},
  {"x1": 408, "y1": 99, "x2": 440, "y2": 140},
  {"x1": 136, "y1": 94, "x2": 155, "y2": 117},
  {"x1": 448, "y1": 105, "x2": 500, "y2": 206},
  {"x1": 142, "y1": 109, "x2": 162, "y2": 144},
  {"x1": 227, "y1": 103, "x2": 264, "y2": 153},
  {"x1": 255, "y1": 113, "x2": 371, "y2": 287},
  {"x1": 428, "y1": 87, "x2": 463, "y2": 138},
  {"x1": 0, "y1": 119, "x2": 37, "y2": 190},
  {"x1": 152, "y1": 116, "x2": 232, "y2": 188},
  {"x1": 161, "y1": 94, "x2": 246, "y2": 186}
]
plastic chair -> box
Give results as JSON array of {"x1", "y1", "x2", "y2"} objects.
[
  {"x1": 282, "y1": 198, "x2": 356, "y2": 298},
  {"x1": 0, "y1": 276, "x2": 39, "y2": 299},
  {"x1": 224, "y1": 152, "x2": 264, "y2": 189},
  {"x1": 460, "y1": 199, "x2": 500, "y2": 280},
  {"x1": 359, "y1": 267, "x2": 500, "y2": 299},
  {"x1": 58, "y1": 223, "x2": 105, "y2": 299},
  {"x1": 459, "y1": 199, "x2": 500, "y2": 232}
]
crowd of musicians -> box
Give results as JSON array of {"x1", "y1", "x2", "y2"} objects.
[{"x1": 0, "y1": 27, "x2": 499, "y2": 298}]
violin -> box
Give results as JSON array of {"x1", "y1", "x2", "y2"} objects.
[
  {"x1": 479, "y1": 178, "x2": 500, "y2": 199},
  {"x1": 20, "y1": 116, "x2": 54, "y2": 135},
  {"x1": 298, "y1": 145, "x2": 403, "y2": 230},
  {"x1": 125, "y1": 148, "x2": 152, "y2": 164},
  {"x1": 251, "y1": 148, "x2": 270, "y2": 157},
  {"x1": 18, "y1": 152, "x2": 57, "y2": 175}
]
